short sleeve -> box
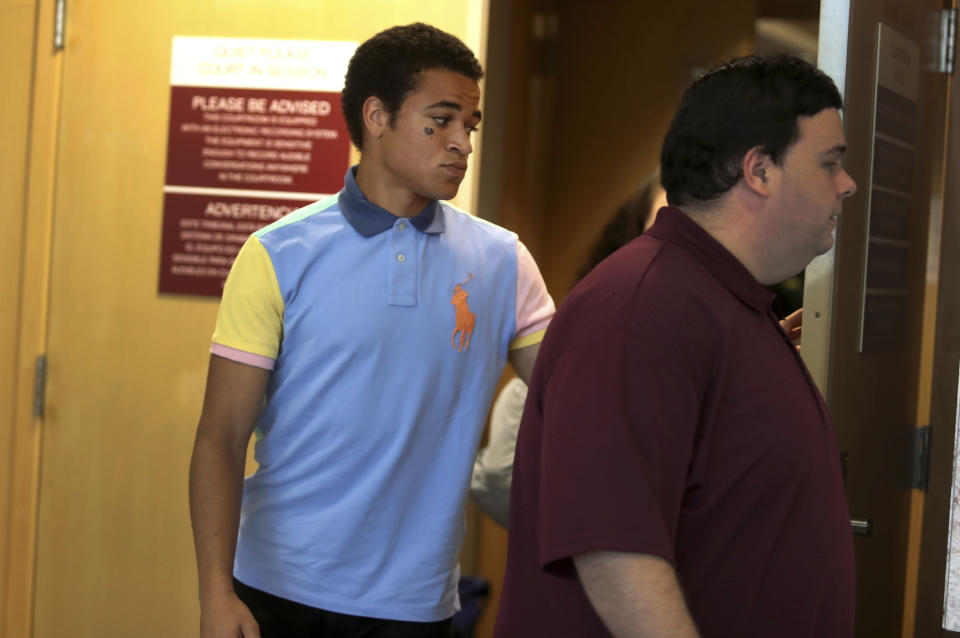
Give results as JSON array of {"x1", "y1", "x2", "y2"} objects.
[
  {"x1": 510, "y1": 241, "x2": 555, "y2": 350},
  {"x1": 211, "y1": 235, "x2": 285, "y2": 366},
  {"x1": 534, "y1": 273, "x2": 710, "y2": 571}
]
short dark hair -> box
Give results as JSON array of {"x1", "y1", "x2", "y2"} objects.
[
  {"x1": 660, "y1": 54, "x2": 842, "y2": 206},
  {"x1": 341, "y1": 23, "x2": 484, "y2": 150},
  {"x1": 574, "y1": 170, "x2": 662, "y2": 284}
]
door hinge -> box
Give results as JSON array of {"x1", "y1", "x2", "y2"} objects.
[
  {"x1": 34, "y1": 354, "x2": 47, "y2": 418},
  {"x1": 913, "y1": 424, "x2": 931, "y2": 491},
  {"x1": 53, "y1": 0, "x2": 66, "y2": 51},
  {"x1": 925, "y1": 8, "x2": 956, "y2": 74}
]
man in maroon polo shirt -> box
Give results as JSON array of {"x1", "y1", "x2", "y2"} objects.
[{"x1": 495, "y1": 55, "x2": 858, "y2": 638}]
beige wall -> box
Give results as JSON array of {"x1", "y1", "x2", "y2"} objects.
[{"x1": 3, "y1": 3, "x2": 489, "y2": 636}]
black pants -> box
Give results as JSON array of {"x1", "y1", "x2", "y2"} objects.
[{"x1": 233, "y1": 578, "x2": 455, "y2": 638}]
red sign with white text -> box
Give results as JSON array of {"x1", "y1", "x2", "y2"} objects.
[
  {"x1": 164, "y1": 86, "x2": 348, "y2": 194},
  {"x1": 158, "y1": 36, "x2": 355, "y2": 297},
  {"x1": 158, "y1": 192, "x2": 304, "y2": 297},
  {"x1": 158, "y1": 85, "x2": 349, "y2": 297}
]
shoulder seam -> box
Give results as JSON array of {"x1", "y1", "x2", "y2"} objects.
[
  {"x1": 254, "y1": 194, "x2": 339, "y2": 238},
  {"x1": 441, "y1": 204, "x2": 517, "y2": 243}
]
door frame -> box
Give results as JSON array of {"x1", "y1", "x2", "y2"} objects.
[
  {"x1": 805, "y1": 0, "x2": 949, "y2": 635},
  {"x1": 914, "y1": 9, "x2": 960, "y2": 632},
  {"x1": 3, "y1": 0, "x2": 62, "y2": 635}
]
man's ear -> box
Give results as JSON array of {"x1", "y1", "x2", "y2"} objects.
[
  {"x1": 741, "y1": 146, "x2": 773, "y2": 197},
  {"x1": 361, "y1": 96, "x2": 389, "y2": 141}
]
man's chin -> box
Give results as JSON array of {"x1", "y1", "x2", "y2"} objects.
[{"x1": 434, "y1": 186, "x2": 462, "y2": 201}]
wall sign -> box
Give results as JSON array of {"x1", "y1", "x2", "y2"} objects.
[{"x1": 158, "y1": 36, "x2": 356, "y2": 297}]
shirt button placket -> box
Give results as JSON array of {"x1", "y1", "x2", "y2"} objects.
[{"x1": 388, "y1": 218, "x2": 419, "y2": 305}]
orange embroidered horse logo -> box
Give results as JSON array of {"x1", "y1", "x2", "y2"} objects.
[{"x1": 451, "y1": 274, "x2": 476, "y2": 353}]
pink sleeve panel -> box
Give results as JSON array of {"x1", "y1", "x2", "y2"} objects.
[
  {"x1": 515, "y1": 240, "x2": 555, "y2": 338},
  {"x1": 210, "y1": 343, "x2": 276, "y2": 370}
]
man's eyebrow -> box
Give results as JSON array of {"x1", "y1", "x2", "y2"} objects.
[
  {"x1": 426, "y1": 100, "x2": 462, "y2": 111},
  {"x1": 822, "y1": 144, "x2": 847, "y2": 156}
]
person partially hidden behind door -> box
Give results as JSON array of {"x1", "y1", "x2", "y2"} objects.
[
  {"x1": 188, "y1": 23, "x2": 555, "y2": 638},
  {"x1": 495, "y1": 54, "x2": 857, "y2": 637},
  {"x1": 470, "y1": 170, "x2": 666, "y2": 528},
  {"x1": 470, "y1": 171, "x2": 802, "y2": 529}
]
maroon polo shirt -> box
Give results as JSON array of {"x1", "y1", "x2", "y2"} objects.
[{"x1": 495, "y1": 207, "x2": 854, "y2": 637}]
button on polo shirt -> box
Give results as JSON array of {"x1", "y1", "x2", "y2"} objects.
[
  {"x1": 338, "y1": 167, "x2": 444, "y2": 307},
  {"x1": 390, "y1": 218, "x2": 417, "y2": 305}
]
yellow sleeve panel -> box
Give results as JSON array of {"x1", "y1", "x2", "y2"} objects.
[
  {"x1": 212, "y1": 235, "x2": 285, "y2": 360},
  {"x1": 509, "y1": 327, "x2": 547, "y2": 351}
]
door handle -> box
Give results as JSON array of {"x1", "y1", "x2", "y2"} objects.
[{"x1": 851, "y1": 519, "x2": 873, "y2": 535}]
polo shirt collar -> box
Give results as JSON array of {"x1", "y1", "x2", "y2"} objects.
[
  {"x1": 649, "y1": 206, "x2": 774, "y2": 314},
  {"x1": 338, "y1": 166, "x2": 445, "y2": 237}
]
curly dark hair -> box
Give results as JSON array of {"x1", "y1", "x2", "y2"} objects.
[
  {"x1": 660, "y1": 54, "x2": 842, "y2": 206},
  {"x1": 574, "y1": 170, "x2": 663, "y2": 284},
  {"x1": 341, "y1": 23, "x2": 484, "y2": 150}
]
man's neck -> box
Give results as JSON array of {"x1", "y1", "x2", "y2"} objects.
[
  {"x1": 354, "y1": 162, "x2": 430, "y2": 219},
  {"x1": 677, "y1": 197, "x2": 771, "y2": 284}
]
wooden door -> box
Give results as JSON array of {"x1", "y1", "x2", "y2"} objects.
[
  {"x1": 914, "y1": 2, "x2": 960, "y2": 634},
  {"x1": 805, "y1": 0, "x2": 949, "y2": 635},
  {"x1": 0, "y1": 0, "x2": 41, "y2": 626},
  {"x1": 24, "y1": 2, "x2": 480, "y2": 637},
  {"x1": 915, "y1": 57, "x2": 960, "y2": 636}
]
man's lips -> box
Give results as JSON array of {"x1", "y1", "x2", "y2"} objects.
[{"x1": 443, "y1": 163, "x2": 467, "y2": 177}]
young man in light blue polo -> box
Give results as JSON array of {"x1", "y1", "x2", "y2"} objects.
[{"x1": 188, "y1": 22, "x2": 554, "y2": 638}]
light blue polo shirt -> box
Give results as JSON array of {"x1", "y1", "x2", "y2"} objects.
[{"x1": 212, "y1": 167, "x2": 553, "y2": 621}]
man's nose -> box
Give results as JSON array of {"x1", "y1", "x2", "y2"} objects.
[
  {"x1": 448, "y1": 128, "x2": 473, "y2": 156},
  {"x1": 838, "y1": 169, "x2": 857, "y2": 198}
]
